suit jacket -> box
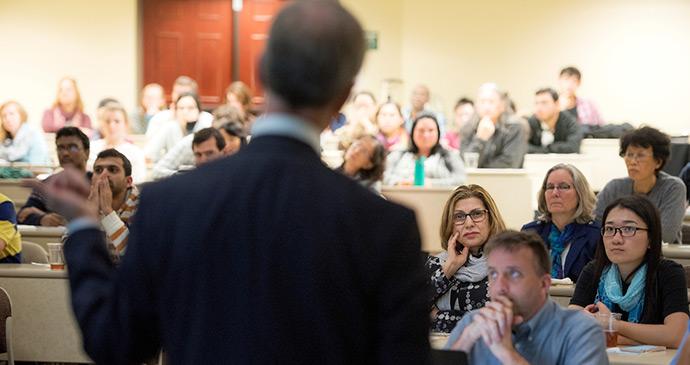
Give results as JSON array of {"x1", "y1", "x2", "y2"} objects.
[
  {"x1": 521, "y1": 220, "x2": 600, "y2": 282},
  {"x1": 527, "y1": 112, "x2": 583, "y2": 154},
  {"x1": 64, "y1": 133, "x2": 430, "y2": 364}
]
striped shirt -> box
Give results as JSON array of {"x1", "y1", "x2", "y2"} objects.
[{"x1": 100, "y1": 186, "x2": 140, "y2": 260}]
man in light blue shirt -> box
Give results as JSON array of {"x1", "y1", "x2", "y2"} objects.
[{"x1": 445, "y1": 230, "x2": 608, "y2": 365}]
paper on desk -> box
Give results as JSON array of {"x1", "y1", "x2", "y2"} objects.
[{"x1": 551, "y1": 278, "x2": 573, "y2": 285}]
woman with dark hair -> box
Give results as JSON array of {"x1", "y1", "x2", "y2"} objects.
[
  {"x1": 426, "y1": 184, "x2": 506, "y2": 332},
  {"x1": 383, "y1": 114, "x2": 465, "y2": 186},
  {"x1": 217, "y1": 121, "x2": 248, "y2": 156},
  {"x1": 570, "y1": 195, "x2": 689, "y2": 348},
  {"x1": 336, "y1": 135, "x2": 385, "y2": 193},
  {"x1": 594, "y1": 126, "x2": 685, "y2": 243},
  {"x1": 145, "y1": 92, "x2": 210, "y2": 162},
  {"x1": 375, "y1": 102, "x2": 409, "y2": 152},
  {"x1": 521, "y1": 164, "x2": 599, "y2": 282}
]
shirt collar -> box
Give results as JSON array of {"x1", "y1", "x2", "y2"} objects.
[
  {"x1": 250, "y1": 113, "x2": 321, "y2": 154},
  {"x1": 513, "y1": 298, "x2": 556, "y2": 340}
]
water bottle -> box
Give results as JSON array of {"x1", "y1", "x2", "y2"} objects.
[{"x1": 414, "y1": 156, "x2": 425, "y2": 186}]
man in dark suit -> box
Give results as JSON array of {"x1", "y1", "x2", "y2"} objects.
[{"x1": 29, "y1": 1, "x2": 430, "y2": 364}]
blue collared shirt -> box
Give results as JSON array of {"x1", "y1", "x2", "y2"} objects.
[
  {"x1": 251, "y1": 113, "x2": 321, "y2": 154},
  {"x1": 445, "y1": 299, "x2": 609, "y2": 365}
]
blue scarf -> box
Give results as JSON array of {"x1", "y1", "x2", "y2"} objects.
[
  {"x1": 595, "y1": 264, "x2": 647, "y2": 323},
  {"x1": 547, "y1": 223, "x2": 575, "y2": 279}
]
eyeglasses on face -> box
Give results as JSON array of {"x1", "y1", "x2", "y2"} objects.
[
  {"x1": 545, "y1": 183, "x2": 572, "y2": 192},
  {"x1": 622, "y1": 152, "x2": 653, "y2": 162},
  {"x1": 453, "y1": 209, "x2": 488, "y2": 225},
  {"x1": 601, "y1": 225, "x2": 649, "y2": 237}
]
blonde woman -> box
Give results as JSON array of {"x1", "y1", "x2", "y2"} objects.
[
  {"x1": 521, "y1": 163, "x2": 599, "y2": 282},
  {"x1": 426, "y1": 184, "x2": 507, "y2": 332},
  {"x1": 42, "y1": 77, "x2": 92, "y2": 133},
  {"x1": 0, "y1": 101, "x2": 50, "y2": 164}
]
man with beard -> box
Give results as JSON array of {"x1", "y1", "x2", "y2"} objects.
[
  {"x1": 89, "y1": 149, "x2": 139, "y2": 260},
  {"x1": 446, "y1": 230, "x2": 608, "y2": 364}
]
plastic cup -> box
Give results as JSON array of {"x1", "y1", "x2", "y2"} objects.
[
  {"x1": 595, "y1": 312, "x2": 622, "y2": 347},
  {"x1": 463, "y1": 152, "x2": 479, "y2": 169},
  {"x1": 47, "y1": 242, "x2": 65, "y2": 270}
]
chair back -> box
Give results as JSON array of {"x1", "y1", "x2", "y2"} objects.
[
  {"x1": 0, "y1": 287, "x2": 11, "y2": 353},
  {"x1": 685, "y1": 266, "x2": 690, "y2": 289},
  {"x1": 683, "y1": 223, "x2": 690, "y2": 245},
  {"x1": 20, "y1": 241, "x2": 48, "y2": 264}
]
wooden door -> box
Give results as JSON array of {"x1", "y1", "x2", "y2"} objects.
[
  {"x1": 237, "y1": 0, "x2": 287, "y2": 104},
  {"x1": 143, "y1": 0, "x2": 232, "y2": 107}
]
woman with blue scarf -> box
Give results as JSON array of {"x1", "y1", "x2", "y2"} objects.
[
  {"x1": 522, "y1": 164, "x2": 599, "y2": 282},
  {"x1": 570, "y1": 195, "x2": 689, "y2": 348}
]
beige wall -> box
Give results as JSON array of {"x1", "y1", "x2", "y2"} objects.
[
  {"x1": 351, "y1": 0, "x2": 690, "y2": 135},
  {"x1": 2, "y1": 1, "x2": 690, "y2": 136},
  {"x1": 0, "y1": 0, "x2": 138, "y2": 130}
]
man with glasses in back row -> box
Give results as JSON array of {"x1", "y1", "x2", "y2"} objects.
[{"x1": 18, "y1": 126, "x2": 91, "y2": 226}]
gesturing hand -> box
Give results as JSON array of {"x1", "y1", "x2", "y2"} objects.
[
  {"x1": 22, "y1": 168, "x2": 98, "y2": 222},
  {"x1": 442, "y1": 232, "x2": 468, "y2": 279}
]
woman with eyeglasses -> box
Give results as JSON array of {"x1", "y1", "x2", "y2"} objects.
[
  {"x1": 570, "y1": 195, "x2": 689, "y2": 348},
  {"x1": 426, "y1": 184, "x2": 507, "y2": 332},
  {"x1": 521, "y1": 164, "x2": 599, "y2": 282},
  {"x1": 594, "y1": 126, "x2": 685, "y2": 243}
]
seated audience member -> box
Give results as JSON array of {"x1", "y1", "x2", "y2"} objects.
[
  {"x1": 0, "y1": 193, "x2": 22, "y2": 263},
  {"x1": 680, "y1": 162, "x2": 690, "y2": 202},
  {"x1": 594, "y1": 126, "x2": 686, "y2": 243},
  {"x1": 192, "y1": 128, "x2": 226, "y2": 166},
  {"x1": 402, "y1": 84, "x2": 446, "y2": 133},
  {"x1": 527, "y1": 88, "x2": 582, "y2": 153},
  {"x1": 217, "y1": 120, "x2": 247, "y2": 156},
  {"x1": 558, "y1": 66, "x2": 604, "y2": 126},
  {"x1": 446, "y1": 230, "x2": 607, "y2": 364},
  {"x1": 151, "y1": 112, "x2": 246, "y2": 180},
  {"x1": 442, "y1": 97, "x2": 474, "y2": 150},
  {"x1": 145, "y1": 92, "x2": 211, "y2": 162},
  {"x1": 335, "y1": 91, "x2": 379, "y2": 150},
  {"x1": 145, "y1": 76, "x2": 213, "y2": 138},
  {"x1": 0, "y1": 100, "x2": 51, "y2": 164},
  {"x1": 384, "y1": 114, "x2": 466, "y2": 187},
  {"x1": 336, "y1": 135, "x2": 385, "y2": 193},
  {"x1": 88, "y1": 102, "x2": 147, "y2": 183},
  {"x1": 570, "y1": 195, "x2": 689, "y2": 348},
  {"x1": 130, "y1": 83, "x2": 166, "y2": 134},
  {"x1": 375, "y1": 102, "x2": 409, "y2": 152},
  {"x1": 427, "y1": 184, "x2": 506, "y2": 333},
  {"x1": 89, "y1": 149, "x2": 139, "y2": 261},
  {"x1": 521, "y1": 164, "x2": 598, "y2": 282},
  {"x1": 218, "y1": 81, "x2": 254, "y2": 125},
  {"x1": 18, "y1": 127, "x2": 91, "y2": 226},
  {"x1": 460, "y1": 83, "x2": 527, "y2": 168},
  {"x1": 42, "y1": 77, "x2": 92, "y2": 134}
]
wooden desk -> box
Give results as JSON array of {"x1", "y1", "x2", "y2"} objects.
[
  {"x1": 430, "y1": 332, "x2": 677, "y2": 364},
  {"x1": 0, "y1": 264, "x2": 91, "y2": 363},
  {"x1": 383, "y1": 169, "x2": 533, "y2": 252},
  {"x1": 663, "y1": 244, "x2": 690, "y2": 266},
  {"x1": 0, "y1": 179, "x2": 31, "y2": 209},
  {"x1": 18, "y1": 225, "x2": 66, "y2": 250},
  {"x1": 608, "y1": 348, "x2": 677, "y2": 365}
]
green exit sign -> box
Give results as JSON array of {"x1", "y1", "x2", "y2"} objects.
[{"x1": 365, "y1": 31, "x2": 378, "y2": 50}]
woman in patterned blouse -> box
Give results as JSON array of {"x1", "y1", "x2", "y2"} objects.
[{"x1": 426, "y1": 184, "x2": 507, "y2": 332}]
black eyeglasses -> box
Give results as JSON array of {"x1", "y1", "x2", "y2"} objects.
[
  {"x1": 601, "y1": 226, "x2": 649, "y2": 237},
  {"x1": 453, "y1": 209, "x2": 488, "y2": 225}
]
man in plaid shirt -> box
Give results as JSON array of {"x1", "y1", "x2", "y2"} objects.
[
  {"x1": 558, "y1": 66, "x2": 604, "y2": 126},
  {"x1": 88, "y1": 148, "x2": 140, "y2": 261}
]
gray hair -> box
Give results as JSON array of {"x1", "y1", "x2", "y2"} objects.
[{"x1": 537, "y1": 163, "x2": 596, "y2": 224}]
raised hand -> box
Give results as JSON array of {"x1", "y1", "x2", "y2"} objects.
[{"x1": 442, "y1": 232, "x2": 469, "y2": 278}]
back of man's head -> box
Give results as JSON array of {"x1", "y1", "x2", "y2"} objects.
[
  {"x1": 259, "y1": 1, "x2": 365, "y2": 109},
  {"x1": 485, "y1": 230, "x2": 551, "y2": 276}
]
